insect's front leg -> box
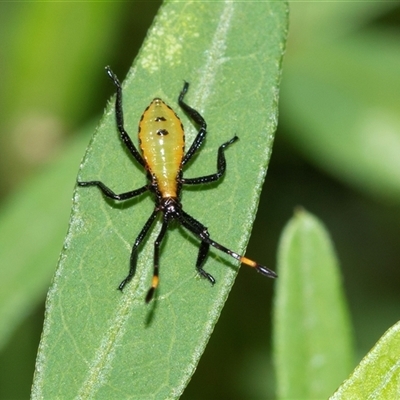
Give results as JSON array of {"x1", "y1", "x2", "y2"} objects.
[
  {"x1": 118, "y1": 209, "x2": 158, "y2": 292},
  {"x1": 195, "y1": 240, "x2": 215, "y2": 285},
  {"x1": 176, "y1": 210, "x2": 215, "y2": 284}
]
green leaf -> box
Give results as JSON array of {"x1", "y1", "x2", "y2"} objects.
[
  {"x1": 273, "y1": 209, "x2": 354, "y2": 399},
  {"x1": 0, "y1": 1, "x2": 129, "y2": 351},
  {"x1": 281, "y1": 4, "x2": 400, "y2": 202},
  {"x1": 331, "y1": 321, "x2": 400, "y2": 399},
  {"x1": 0, "y1": 129, "x2": 92, "y2": 350},
  {"x1": 32, "y1": 2, "x2": 288, "y2": 399},
  {"x1": 1, "y1": 3, "x2": 126, "y2": 122}
]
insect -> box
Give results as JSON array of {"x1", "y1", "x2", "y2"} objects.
[{"x1": 78, "y1": 66, "x2": 277, "y2": 303}]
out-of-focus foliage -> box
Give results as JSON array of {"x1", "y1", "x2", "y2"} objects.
[{"x1": 274, "y1": 210, "x2": 353, "y2": 399}]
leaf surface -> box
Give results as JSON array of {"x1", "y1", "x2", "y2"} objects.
[
  {"x1": 0, "y1": 130, "x2": 91, "y2": 350},
  {"x1": 274, "y1": 209, "x2": 353, "y2": 399},
  {"x1": 331, "y1": 321, "x2": 400, "y2": 400},
  {"x1": 32, "y1": 2, "x2": 288, "y2": 399}
]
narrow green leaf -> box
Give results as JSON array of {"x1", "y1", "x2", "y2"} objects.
[
  {"x1": 2, "y1": 3, "x2": 126, "y2": 122},
  {"x1": 0, "y1": 1, "x2": 130, "y2": 350},
  {"x1": 331, "y1": 321, "x2": 400, "y2": 399},
  {"x1": 32, "y1": 2, "x2": 288, "y2": 399},
  {"x1": 0, "y1": 129, "x2": 92, "y2": 350},
  {"x1": 281, "y1": 5, "x2": 400, "y2": 202},
  {"x1": 273, "y1": 209, "x2": 353, "y2": 399}
]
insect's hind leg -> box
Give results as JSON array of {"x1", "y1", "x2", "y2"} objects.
[
  {"x1": 105, "y1": 66, "x2": 146, "y2": 168},
  {"x1": 179, "y1": 82, "x2": 208, "y2": 166},
  {"x1": 118, "y1": 210, "x2": 158, "y2": 292},
  {"x1": 77, "y1": 180, "x2": 148, "y2": 201}
]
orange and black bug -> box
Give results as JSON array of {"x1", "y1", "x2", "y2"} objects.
[{"x1": 78, "y1": 66, "x2": 277, "y2": 303}]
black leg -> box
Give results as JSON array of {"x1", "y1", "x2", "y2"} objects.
[
  {"x1": 181, "y1": 136, "x2": 238, "y2": 185},
  {"x1": 78, "y1": 180, "x2": 148, "y2": 201},
  {"x1": 145, "y1": 220, "x2": 169, "y2": 303},
  {"x1": 178, "y1": 210, "x2": 277, "y2": 279},
  {"x1": 118, "y1": 210, "x2": 158, "y2": 291},
  {"x1": 195, "y1": 241, "x2": 215, "y2": 284},
  {"x1": 179, "y1": 82, "x2": 208, "y2": 166},
  {"x1": 177, "y1": 210, "x2": 215, "y2": 283},
  {"x1": 105, "y1": 66, "x2": 146, "y2": 168}
]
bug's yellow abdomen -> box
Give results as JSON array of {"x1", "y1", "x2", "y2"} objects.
[{"x1": 139, "y1": 98, "x2": 184, "y2": 198}]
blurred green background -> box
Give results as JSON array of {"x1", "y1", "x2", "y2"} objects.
[{"x1": 1, "y1": 2, "x2": 400, "y2": 399}]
